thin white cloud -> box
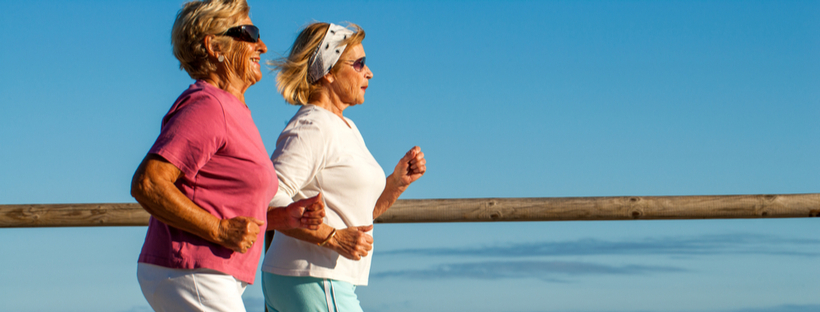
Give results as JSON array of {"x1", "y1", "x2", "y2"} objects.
[
  {"x1": 379, "y1": 233, "x2": 820, "y2": 258},
  {"x1": 372, "y1": 260, "x2": 686, "y2": 282}
]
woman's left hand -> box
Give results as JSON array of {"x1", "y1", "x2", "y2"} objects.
[
  {"x1": 391, "y1": 146, "x2": 426, "y2": 187},
  {"x1": 268, "y1": 193, "x2": 326, "y2": 231},
  {"x1": 286, "y1": 193, "x2": 326, "y2": 230}
]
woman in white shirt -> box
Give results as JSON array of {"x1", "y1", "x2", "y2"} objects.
[{"x1": 261, "y1": 22, "x2": 426, "y2": 312}]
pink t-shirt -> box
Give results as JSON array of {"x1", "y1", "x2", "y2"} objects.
[{"x1": 138, "y1": 80, "x2": 277, "y2": 284}]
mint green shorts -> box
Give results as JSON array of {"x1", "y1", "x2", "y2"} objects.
[{"x1": 262, "y1": 272, "x2": 363, "y2": 312}]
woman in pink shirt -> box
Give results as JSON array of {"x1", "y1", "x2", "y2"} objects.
[{"x1": 130, "y1": 1, "x2": 324, "y2": 311}]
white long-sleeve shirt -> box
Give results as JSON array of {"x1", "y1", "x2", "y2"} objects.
[{"x1": 262, "y1": 105, "x2": 386, "y2": 286}]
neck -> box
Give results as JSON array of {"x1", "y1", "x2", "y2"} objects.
[
  {"x1": 309, "y1": 88, "x2": 349, "y2": 121},
  {"x1": 202, "y1": 70, "x2": 248, "y2": 106}
]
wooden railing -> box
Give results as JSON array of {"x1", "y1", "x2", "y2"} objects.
[{"x1": 2, "y1": 193, "x2": 819, "y2": 228}]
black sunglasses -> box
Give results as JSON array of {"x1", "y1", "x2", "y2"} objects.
[
  {"x1": 221, "y1": 25, "x2": 260, "y2": 43},
  {"x1": 344, "y1": 57, "x2": 366, "y2": 72}
]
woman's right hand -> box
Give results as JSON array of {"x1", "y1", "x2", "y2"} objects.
[
  {"x1": 216, "y1": 216, "x2": 265, "y2": 253},
  {"x1": 326, "y1": 225, "x2": 374, "y2": 260}
]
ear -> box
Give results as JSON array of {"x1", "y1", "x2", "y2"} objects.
[
  {"x1": 203, "y1": 35, "x2": 221, "y2": 58},
  {"x1": 322, "y1": 71, "x2": 335, "y2": 84}
]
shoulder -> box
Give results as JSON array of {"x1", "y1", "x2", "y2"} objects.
[
  {"x1": 281, "y1": 105, "x2": 341, "y2": 136},
  {"x1": 275, "y1": 106, "x2": 337, "y2": 149},
  {"x1": 289, "y1": 105, "x2": 335, "y2": 127},
  {"x1": 161, "y1": 83, "x2": 229, "y2": 135},
  {"x1": 175, "y1": 83, "x2": 227, "y2": 115}
]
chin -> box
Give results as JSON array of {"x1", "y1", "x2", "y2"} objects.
[{"x1": 247, "y1": 74, "x2": 262, "y2": 85}]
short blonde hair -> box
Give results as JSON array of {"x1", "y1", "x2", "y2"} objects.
[
  {"x1": 269, "y1": 23, "x2": 365, "y2": 105},
  {"x1": 171, "y1": 0, "x2": 250, "y2": 79}
]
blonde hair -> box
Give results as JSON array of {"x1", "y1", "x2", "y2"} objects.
[
  {"x1": 269, "y1": 23, "x2": 365, "y2": 105},
  {"x1": 171, "y1": 0, "x2": 250, "y2": 79}
]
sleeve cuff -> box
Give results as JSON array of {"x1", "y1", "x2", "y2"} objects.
[{"x1": 270, "y1": 192, "x2": 295, "y2": 208}]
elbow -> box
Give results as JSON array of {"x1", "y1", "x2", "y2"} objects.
[
  {"x1": 130, "y1": 172, "x2": 168, "y2": 218},
  {"x1": 130, "y1": 155, "x2": 162, "y2": 203},
  {"x1": 130, "y1": 164, "x2": 161, "y2": 212},
  {"x1": 130, "y1": 175, "x2": 141, "y2": 200},
  {"x1": 129, "y1": 154, "x2": 182, "y2": 216},
  {"x1": 130, "y1": 170, "x2": 149, "y2": 201}
]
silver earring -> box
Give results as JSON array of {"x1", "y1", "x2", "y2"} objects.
[{"x1": 218, "y1": 55, "x2": 224, "y2": 63}]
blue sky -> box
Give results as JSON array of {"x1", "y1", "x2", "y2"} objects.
[{"x1": 1, "y1": 0, "x2": 819, "y2": 311}]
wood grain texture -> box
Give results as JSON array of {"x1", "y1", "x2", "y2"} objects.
[
  {"x1": 0, "y1": 203, "x2": 149, "y2": 228},
  {"x1": 2, "y1": 193, "x2": 819, "y2": 228},
  {"x1": 375, "y1": 193, "x2": 820, "y2": 223}
]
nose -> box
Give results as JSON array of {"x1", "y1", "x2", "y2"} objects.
[
  {"x1": 364, "y1": 64, "x2": 373, "y2": 79},
  {"x1": 257, "y1": 39, "x2": 268, "y2": 54}
]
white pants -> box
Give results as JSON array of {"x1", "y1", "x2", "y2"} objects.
[{"x1": 137, "y1": 263, "x2": 248, "y2": 312}]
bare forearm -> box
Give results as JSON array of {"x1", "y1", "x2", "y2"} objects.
[
  {"x1": 131, "y1": 156, "x2": 221, "y2": 244},
  {"x1": 133, "y1": 180, "x2": 220, "y2": 242},
  {"x1": 266, "y1": 207, "x2": 291, "y2": 231},
  {"x1": 278, "y1": 223, "x2": 336, "y2": 245},
  {"x1": 278, "y1": 223, "x2": 374, "y2": 260},
  {"x1": 373, "y1": 175, "x2": 407, "y2": 219},
  {"x1": 375, "y1": 146, "x2": 426, "y2": 219}
]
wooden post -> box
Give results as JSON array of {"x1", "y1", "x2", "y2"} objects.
[{"x1": 1, "y1": 193, "x2": 819, "y2": 228}]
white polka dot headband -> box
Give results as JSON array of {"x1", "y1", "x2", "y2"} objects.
[{"x1": 307, "y1": 23, "x2": 356, "y2": 84}]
